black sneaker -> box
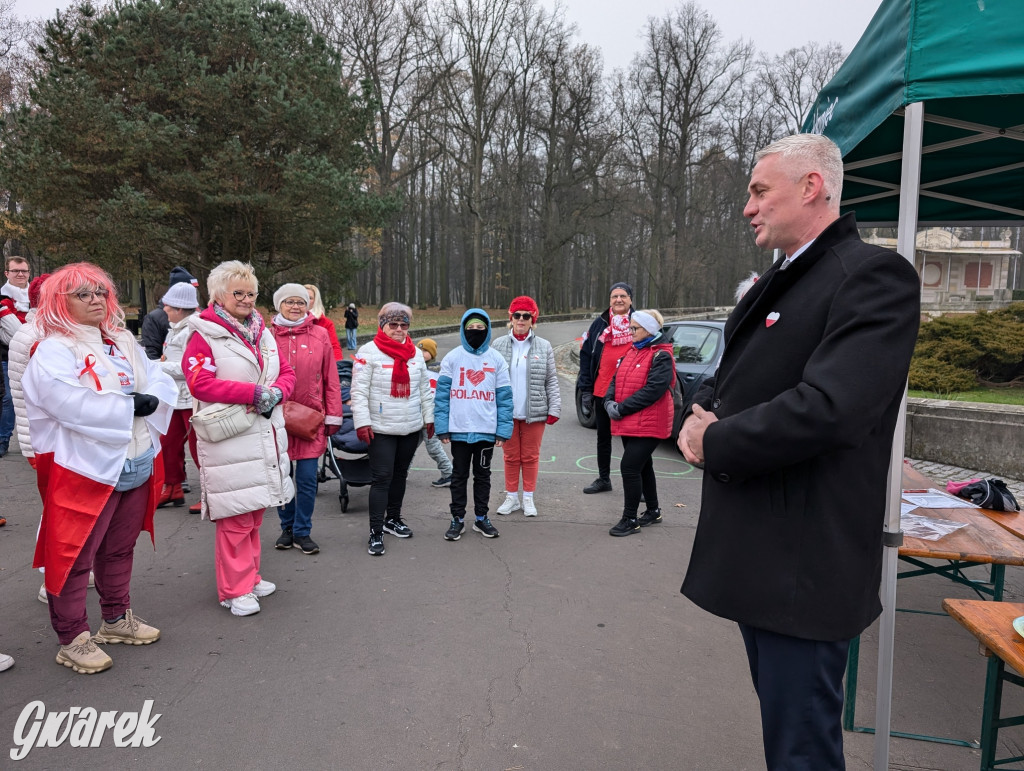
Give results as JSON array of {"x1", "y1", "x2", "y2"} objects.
[
  {"x1": 294, "y1": 534, "x2": 320, "y2": 554},
  {"x1": 181, "y1": 480, "x2": 191, "y2": 494},
  {"x1": 383, "y1": 517, "x2": 413, "y2": 538},
  {"x1": 609, "y1": 515, "x2": 640, "y2": 537},
  {"x1": 583, "y1": 477, "x2": 613, "y2": 494},
  {"x1": 444, "y1": 519, "x2": 465, "y2": 541},
  {"x1": 473, "y1": 517, "x2": 499, "y2": 538},
  {"x1": 275, "y1": 527, "x2": 293, "y2": 550},
  {"x1": 637, "y1": 509, "x2": 662, "y2": 527},
  {"x1": 368, "y1": 531, "x2": 385, "y2": 556},
  {"x1": 431, "y1": 476, "x2": 452, "y2": 488}
]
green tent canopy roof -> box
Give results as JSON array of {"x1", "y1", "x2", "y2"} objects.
[{"x1": 801, "y1": 0, "x2": 1024, "y2": 225}]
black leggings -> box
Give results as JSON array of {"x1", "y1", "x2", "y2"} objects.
[
  {"x1": 595, "y1": 395, "x2": 613, "y2": 479},
  {"x1": 619, "y1": 435, "x2": 661, "y2": 516},
  {"x1": 449, "y1": 440, "x2": 495, "y2": 519},
  {"x1": 367, "y1": 431, "x2": 421, "y2": 532}
]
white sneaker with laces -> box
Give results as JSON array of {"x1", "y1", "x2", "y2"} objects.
[
  {"x1": 253, "y1": 579, "x2": 276, "y2": 597},
  {"x1": 0, "y1": 652, "x2": 13, "y2": 672},
  {"x1": 38, "y1": 583, "x2": 47, "y2": 604},
  {"x1": 523, "y1": 496, "x2": 538, "y2": 517},
  {"x1": 220, "y1": 593, "x2": 261, "y2": 616},
  {"x1": 496, "y1": 494, "x2": 521, "y2": 515}
]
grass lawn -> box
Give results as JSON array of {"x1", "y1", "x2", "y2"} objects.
[{"x1": 909, "y1": 387, "x2": 1024, "y2": 406}]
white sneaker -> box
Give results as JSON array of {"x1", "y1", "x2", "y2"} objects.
[
  {"x1": 0, "y1": 652, "x2": 13, "y2": 672},
  {"x1": 38, "y1": 583, "x2": 47, "y2": 604},
  {"x1": 523, "y1": 496, "x2": 538, "y2": 517},
  {"x1": 496, "y1": 494, "x2": 521, "y2": 515},
  {"x1": 220, "y1": 593, "x2": 260, "y2": 616},
  {"x1": 253, "y1": 579, "x2": 276, "y2": 597}
]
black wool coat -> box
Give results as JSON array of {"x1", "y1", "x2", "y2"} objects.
[{"x1": 681, "y1": 214, "x2": 921, "y2": 641}]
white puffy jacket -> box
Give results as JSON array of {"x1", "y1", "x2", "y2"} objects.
[
  {"x1": 161, "y1": 314, "x2": 194, "y2": 410},
  {"x1": 8, "y1": 311, "x2": 41, "y2": 458},
  {"x1": 351, "y1": 339, "x2": 434, "y2": 435}
]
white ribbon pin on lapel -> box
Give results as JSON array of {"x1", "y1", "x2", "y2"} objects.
[{"x1": 765, "y1": 312, "x2": 781, "y2": 328}]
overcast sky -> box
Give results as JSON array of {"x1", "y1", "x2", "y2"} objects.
[{"x1": 14, "y1": 0, "x2": 883, "y2": 71}]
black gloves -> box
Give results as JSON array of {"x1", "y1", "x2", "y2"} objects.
[
  {"x1": 580, "y1": 392, "x2": 594, "y2": 417},
  {"x1": 131, "y1": 392, "x2": 159, "y2": 417}
]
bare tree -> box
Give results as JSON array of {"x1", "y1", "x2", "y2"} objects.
[{"x1": 758, "y1": 41, "x2": 845, "y2": 135}]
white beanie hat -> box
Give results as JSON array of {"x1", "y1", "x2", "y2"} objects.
[
  {"x1": 631, "y1": 310, "x2": 661, "y2": 336},
  {"x1": 273, "y1": 283, "x2": 310, "y2": 312},
  {"x1": 161, "y1": 282, "x2": 199, "y2": 309}
]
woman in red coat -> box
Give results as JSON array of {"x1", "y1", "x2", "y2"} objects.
[
  {"x1": 271, "y1": 284, "x2": 343, "y2": 554},
  {"x1": 304, "y1": 283, "x2": 343, "y2": 362},
  {"x1": 604, "y1": 309, "x2": 676, "y2": 537}
]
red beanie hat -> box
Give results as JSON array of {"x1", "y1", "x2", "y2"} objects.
[
  {"x1": 508, "y1": 295, "x2": 539, "y2": 321},
  {"x1": 28, "y1": 273, "x2": 51, "y2": 308}
]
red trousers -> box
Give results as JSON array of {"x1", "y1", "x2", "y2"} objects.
[
  {"x1": 160, "y1": 408, "x2": 199, "y2": 485},
  {"x1": 214, "y1": 509, "x2": 264, "y2": 602},
  {"x1": 502, "y1": 419, "x2": 546, "y2": 493},
  {"x1": 47, "y1": 483, "x2": 149, "y2": 645}
]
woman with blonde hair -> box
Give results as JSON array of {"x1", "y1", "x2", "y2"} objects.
[
  {"x1": 303, "y1": 283, "x2": 343, "y2": 361},
  {"x1": 23, "y1": 262, "x2": 177, "y2": 673},
  {"x1": 183, "y1": 261, "x2": 295, "y2": 616}
]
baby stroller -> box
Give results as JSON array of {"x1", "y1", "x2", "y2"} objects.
[{"x1": 319, "y1": 359, "x2": 372, "y2": 513}]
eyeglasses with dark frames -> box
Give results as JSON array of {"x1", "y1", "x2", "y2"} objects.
[
  {"x1": 512, "y1": 312, "x2": 533, "y2": 320},
  {"x1": 387, "y1": 322, "x2": 410, "y2": 330},
  {"x1": 6, "y1": 269, "x2": 30, "y2": 275},
  {"x1": 281, "y1": 299, "x2": 307, "y2": 307},
  {"x1": 232, "y1": 290, "x2": 257, "y2": 301},
  {"x1": 628, "y1": 325, "x2": 644, "y2": 332},
  {"x1": 67, "y1": 289, "x2": 110, "y2": 303}
]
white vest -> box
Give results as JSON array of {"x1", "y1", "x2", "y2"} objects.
[{"x1": 187, "y1": 315, "x2": 294, "y2": 520}]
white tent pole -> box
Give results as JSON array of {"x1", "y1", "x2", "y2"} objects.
[{"x1": 873, "y1": 100, "x2": 924, "y2": 771}]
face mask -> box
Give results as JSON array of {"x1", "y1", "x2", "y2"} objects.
[{"x1": 465, "y1": 328, "x2": 487, "y2": 349}]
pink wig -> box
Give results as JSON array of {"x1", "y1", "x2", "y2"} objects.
[{"x1": 35, "y1": 262, "x2": 126, "y2": 338}]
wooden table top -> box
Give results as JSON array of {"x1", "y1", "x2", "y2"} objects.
[
  {"x1": 943, "y1": 599, "x2": 1024, "y2": 674},
  {"x1": 904, "y1": 464, "x2": 1024, "y2": 542},
  {"x1": 900, "y1": 465, "x2": 1024, "y2": 566}
]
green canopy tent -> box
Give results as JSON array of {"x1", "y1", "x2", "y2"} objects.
[{"x1": 801, "y1": 1, "x2": 1024, "y2": 767}]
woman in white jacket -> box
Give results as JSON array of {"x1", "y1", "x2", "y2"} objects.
[
  {"x1": 490, "y1": 296, "x2": 561, "y2": 517},
  {"x1": 351, "y1": 302, "x2": 433, "y2": 556},
  {"x1": 155, "y1": 281, "x2": 200, "y2": 509}
]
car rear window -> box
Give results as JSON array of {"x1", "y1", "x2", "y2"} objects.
[{"x1": 670, "y1": 326, "x2": 721, "y2": 365}]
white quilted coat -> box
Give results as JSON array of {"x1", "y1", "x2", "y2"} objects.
[
  {"x1": 351, "y1": 340, "x2": 434, "y2": 435},
  {"x1": 187, "y1": 315, "x2": 294, "y2": 520},
  {"x1": 8, "y1": 310, "x2": 41, "y2": 458}
]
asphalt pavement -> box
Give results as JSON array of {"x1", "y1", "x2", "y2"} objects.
[{"x1": 1, "y1": 320, "x2": 1022, "y2": 770}]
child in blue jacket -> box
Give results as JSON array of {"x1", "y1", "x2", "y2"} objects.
[{"x1": 435, "y1": 309, "x2": 513, "y2": 540}]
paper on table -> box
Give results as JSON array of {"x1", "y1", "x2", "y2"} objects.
[
  {"x1": 902, "y1": 489, "x2": 978, "y2": 509},
  {"x1": 900, "y1": 512, "x2": 969, "y2": 541},
  {"x1": 900, "y1": 502, "x2": 917, "y2": 516}
]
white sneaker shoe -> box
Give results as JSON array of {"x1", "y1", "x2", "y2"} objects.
[
  {"x1": 253, "y1": 579, "x2": 276, "y2": 597},
  {"x1": 523, "y1": 496, "x2": 538, "y2": 517},
  {"x1": 0, "y1": 652, "x2": 13, "y2": 672},
  {"x1": 38, "y1": 583, "x2": 47, "y2": 604},
  {"x1": 496, "y1": 494, "x2": 521, "y2": 515},
  {"x1": 220, "y1": 593, "x2": 260, "y2": 616}
]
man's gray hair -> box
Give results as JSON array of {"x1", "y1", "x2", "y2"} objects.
[
  {"x1": 207, "y1": 260, "x2": 258, "y2": 304},
  {"x1": 754, "y1": 134, "x2": 843, "y2": 207}
]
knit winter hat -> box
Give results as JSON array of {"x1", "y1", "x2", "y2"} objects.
[
  {"x1": 28, "y1": 273, "x2": 51, "y2": 308},
  {"x1": 417, "y1": 338, "x2": 437, "y2": 360},
  {"x1": 378, "y1": 302, "x2": 412, "y2": 327},
  {"x1": 162, "y1": 281, "x2": 199, "y2": 309},
  {"x1": 609, "y1": 281, "x2": 633, "y2": 299},
  {"x1": 464, "y1": 311, "x2": 489, "y2": 328},
  {"x1": 508, "y1": 295, "x2": 539, "y2": 320},
  {"x1": 272, "y1": 283, "x2": 310, "y2": 312},
  {"x1": 169, "y1": 266, "x2": 199, "y2": 288}
]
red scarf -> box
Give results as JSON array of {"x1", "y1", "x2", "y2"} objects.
[{"x1": 373, "y1": 328, "x2": 416, "y2": 398}]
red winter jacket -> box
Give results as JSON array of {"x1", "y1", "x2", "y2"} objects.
[
  {"x1": 271, "y1": 316, "x2": 343, "y2": 460},
  {"x1": 609, "y1": 342, "x2": 675, "y2": 439},
  {"x1": 313, "y1": 315, "x2": 344, "y2": 361}
]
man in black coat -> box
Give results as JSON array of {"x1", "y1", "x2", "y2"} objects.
[
  {"x1": 141, "y1": 266, "x2": 199, "y2": 359},
  {"x1": 678, "y1": 134, "x2": 920, "y2": 770}
]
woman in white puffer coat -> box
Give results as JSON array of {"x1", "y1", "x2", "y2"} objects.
[{"x1": 350, "y1": 302, "x2": 433, "y2": 557}]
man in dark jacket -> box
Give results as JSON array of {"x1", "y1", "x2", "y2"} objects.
[
  {"x1": 576, "y1": 283, "x2": 633, "y2": 493},
  {"x1": 141, "y1": 266, "x2": 199, "y2": 359},
  {"x1": 678, "y1": 134, "x2": 920, "y2": 770}
]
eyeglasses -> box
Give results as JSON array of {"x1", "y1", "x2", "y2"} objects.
[
  {"x1": 67, "y1": 289, "x2": 109, "y2": 303},
  {"x1": 6, "y1": 269, "x2": 29, "y2": 275},
  {"x1": 387, "y1": 322, "x2": 409, "y2": 330},
  {"x1": 232, "y1": 290, "x2": 256, "y2": 301},
  {"x1": 628, "y1": 325, "x2": 645, "y2": 333},
  {"x1": 281, "y1": 299, "x2": 307, "y2": 307},
  {"x1": 512, "y1": 312, "x2": 533, "y2": 321}
]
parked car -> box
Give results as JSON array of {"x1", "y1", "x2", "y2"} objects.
[{"x1": 575, "y1": 320, "x2": 726, "y2": 439}]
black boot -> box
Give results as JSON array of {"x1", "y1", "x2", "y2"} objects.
[
  {"x1": 638, "y1": 508, "x2": 662, "y2": 527},
  {"x1": 584, "y1": 477, "x2": 613, "y2": 494},
  {"x1": 609, "y1": 512, "x2": 640, "y2": 537}
]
